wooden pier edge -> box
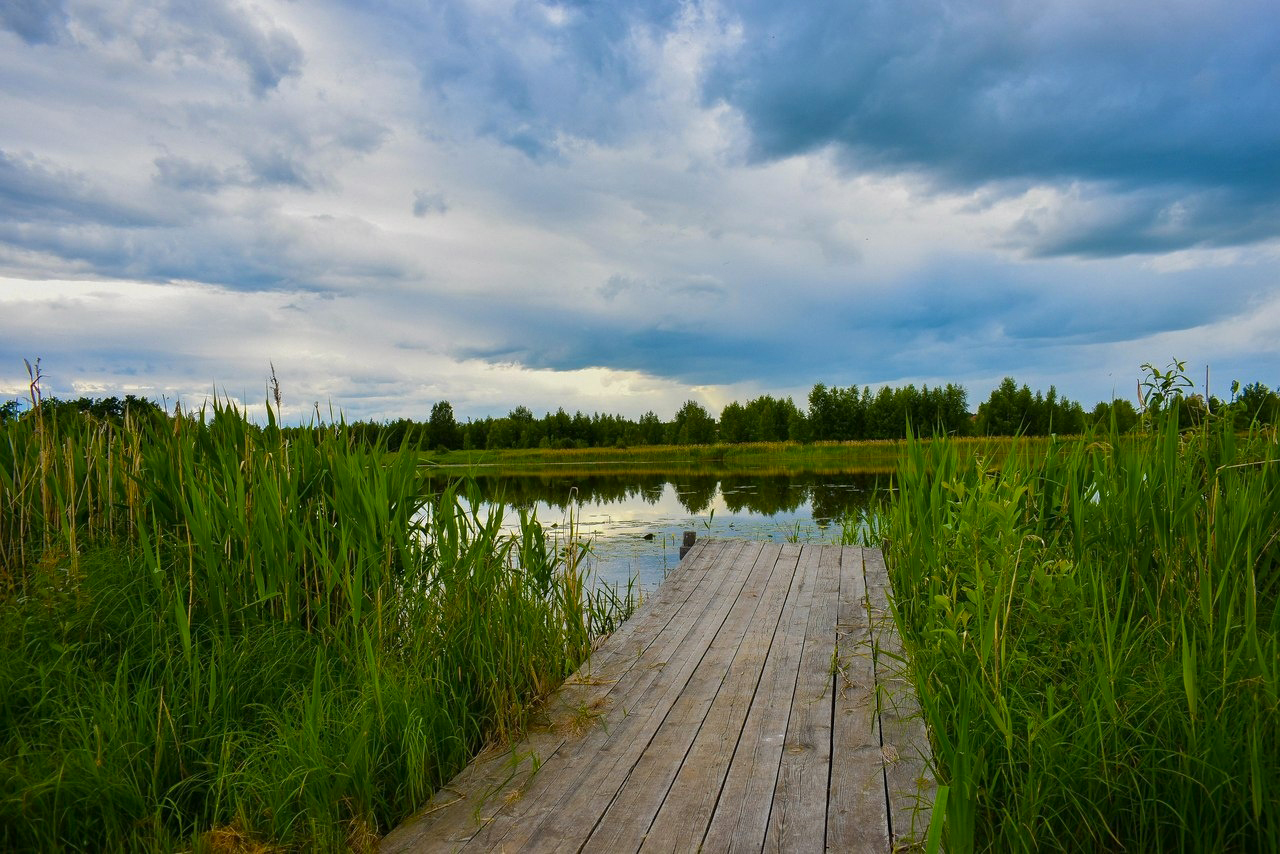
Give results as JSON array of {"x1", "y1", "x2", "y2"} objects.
[
  {"x1": 863, "y1": 546, "x2": 938, "y2": 849},
  {"x1": 380, "y1": 541, "x2": 937, "y2": 853}
]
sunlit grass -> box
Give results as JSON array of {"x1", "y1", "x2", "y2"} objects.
[
  {"x1": 11, "y1": 382, "x2": 1276, "y2": 850},
  {"x1": 864, "y1": 415, "x2": 1280, "y2": 851},
  {"x1": 0, "y1": 400, "x2": 631, "y2": 850},
  {"x1": 420, "y1": 435, "x2": 1054, "y2": 477}
]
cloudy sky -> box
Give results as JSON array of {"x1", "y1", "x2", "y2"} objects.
[{"x1": 2, "y1": 0, "x2": 1277, "y2": 423}]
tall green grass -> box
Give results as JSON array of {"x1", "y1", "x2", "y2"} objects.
[
  {"x1": 0, "y1": 400, "x2": 629, "y2": 850},
  {"x1": 871, "y1": 414, "x2": 1280, "y2": 850},
  {"x1": 422, "y1": 435, "x2": 1050, "y2": 476}
]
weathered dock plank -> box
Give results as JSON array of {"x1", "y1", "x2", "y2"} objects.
[
  {"x1": 635, "y1": 543, "x2": 798, "y2": 854},
  {"x1": 581, "y1": 542, "x2": 784, "y2": 852},
  {"x1": 382, "y1": 538, "x2": 728, "y2": 852},
  {"x1": 379, "y1": 541, "x2": 935, "y2": 854},
  {"x1": 701, "y1": 542, "x2": 816, "y2": 852},
  {"x1": 458, "y1": 540, "x2": 759, "y2": 852},
  {"x1": 865, "y1": 548, "x2": 936, "y2": 850},
  {"x1": 513, "y1": 540, "x2": 765, "y2": 852},
  {"x1": 762, "y1": 543, "x2": 839, "y2": 852},
  {"x1": 828, "y1": 546, "x2": 891, "y2": 853}
]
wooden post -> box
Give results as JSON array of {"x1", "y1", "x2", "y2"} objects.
[{"x1": 679, "y1": 531, "x2": 697, "y2": 559}]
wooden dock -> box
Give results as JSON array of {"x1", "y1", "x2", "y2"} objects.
[{"x1": 380, "y1": 540, "x2": 936, "y2": 853}]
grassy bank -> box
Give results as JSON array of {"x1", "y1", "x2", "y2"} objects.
[
  {"x1": 873, "y1": 417, "x2": 1280, "y2": 850},
  {"x1": 421, "y1": 435, "x2": 1048, "y2": 476},
  {"x1": 0, "y1": 403, "x2": 629, "y2": 850}
]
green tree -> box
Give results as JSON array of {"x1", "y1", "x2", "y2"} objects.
[
  {"x1": 668, "y1": 400, "x2": 716, "y2": 445},
  {"x1": 1233, "y1": 382, "x2": 1279, "y2": 428},
  {"x1": 976, "y1": 378, "x2": 1033, "y2": 435},
  {"x1": 428, "y1": 401, "x2": 461, "y2": 450},
  {"x1": 927, "y1": 383, "x2": 972, "y2": 436},
  {"x1": 787, "y1": 407, "x2": 811, "y2": 442},
  {"x1": 742, "y1": 395, "x2": 797, "y2": 442},
  {"x1": 637, "y1": 411, "x2": 665, "y2": 445},
  {"x1": 865, "y1": 385, "x2": 906, "y2": 439},
  {"x1": 719, "y1": 401, "x2": 748, "y2": 443},
  {"x1": 807, "y1": 384, "x2": 835, "y2": 440},
  {"x1": 807, "y1": 383, "x2": 869, "y2": 440},
  {"x1": 1090, "y1": 398, "x2": 1140, "y2": 433},
  {"x1": 978, "y1": 378, "x2": 1085, "y2": 435}
]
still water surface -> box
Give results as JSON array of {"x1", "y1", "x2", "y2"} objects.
[{"x1": 440, "y1": 471, "x2": 891, "y2": 592}]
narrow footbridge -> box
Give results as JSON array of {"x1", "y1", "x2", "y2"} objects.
[{"x1": 381, "y1": 540, "x2": 936, "y2": 853}]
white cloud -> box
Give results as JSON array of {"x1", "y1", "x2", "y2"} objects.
[
  {"x1": 1, "y1": 0, "x2": 1277, "y2": 421},
  {"x1": 0, "y1": 277, "x2": 715, "y2": 420}
]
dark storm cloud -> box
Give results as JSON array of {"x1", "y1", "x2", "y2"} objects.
[
  {"x1": 0, "y1": 209, "x2": 416, "y2": 294},
  {"x1": 152, "y1": 156, "x2": 229, "y2": 194},
  {"x1": 0, "y1": 151, "x2": 322, "y2": 287},
  {"x1": 183, "y1": 0, "x2": 304, "y2": 96},
  {"x1": 72, "y1": 0, "x2": 304, "y2": 96},
  {"x1": 412, "y1": 189, "x2": 448, "y2": 217},
  {"x1": 852, "y1": 260, "x2": 1256, "y2": 347},
  {"x1": 0, "y1": 150, "x2": 171, "y2": 227},
  {"x1": 244, "y1": 149, "x2": 319, "y2": 190},
  {"x1": 1013, "y1": 185, "x2": 1280, "y2": 258},
  {"x1": 1, "y1": 1, "x2": 303, "y2": 93},
  {"x1": 2, "y1": 141, "x2": 344, "y2": 284},
  {"x1": 154, "y1": 139, "x2": 367, "y2": 195},
  {"x1": 0, "y1": 0, "x2": 67, "y2": 44},
  {"x1": 367, "y1": 0, "x2": 684, "y2": 157},
  {"x1": 459, "y1": 253, "x2": 1268, "y2": 392},
  {"x1": 0, "y1": 220, "x2": 281, "y2": 289},
  {"x1": 704, "y1": 0, "x2": 1280, "y2": 255},
  {"x1": 462, "y1": 325, "x2": 792, "y2": 386}
]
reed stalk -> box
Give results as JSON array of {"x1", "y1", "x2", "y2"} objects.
[
  {"x1": 0, "y1": 398, "x2": 632, "y2": 850},
  {"x1": 868, "y1": 412, "x2": 1280, "y2": 851}
]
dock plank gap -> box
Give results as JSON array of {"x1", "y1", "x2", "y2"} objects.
[{"x1": 380, "y1": 540, "x2": 936, "y2": 853}]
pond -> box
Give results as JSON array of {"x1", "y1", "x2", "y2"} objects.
[{"x1": 429, "y1": 470, "x2": 893, "y2": 592}]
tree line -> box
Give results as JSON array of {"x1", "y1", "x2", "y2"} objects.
[
  {"x1": 6, "y1": 376, "x2": 1278, "y2": 451},
  {"x1": 303, "y1": 376, "x2": 1280, "y2": 451},
  {"x1": 0, "y1": 394, "x2": 167, "y2": 427}
]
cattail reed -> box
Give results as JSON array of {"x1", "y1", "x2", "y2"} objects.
[
  {"x1": 0, "y1": 397, "x2": 632, "y2": 850},
  {"x1": 864, "y1": 408, "x2": 1280, "y2": 851}
]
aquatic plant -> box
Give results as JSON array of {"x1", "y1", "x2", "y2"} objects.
[
  {"x1": 873, "y1": 405, "x2": 1280, "y2": 850},
  {"x1": 0, "y1": 396, "x2": 628, "y2": 850}
]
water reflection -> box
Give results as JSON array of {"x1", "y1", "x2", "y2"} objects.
[{"x1": 426, "y1": 471, "x2": 891, "y2": 591}]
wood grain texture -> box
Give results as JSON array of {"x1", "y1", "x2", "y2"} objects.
[
  {"x1": 827, "y1": 546, "x2": 892, "y2": 854},
  {"x1": 700, "y1": 542, "x2": 817, "y2": 853},
  {"x1": 865, "y1": 548, "x2": 937, "y2": 850},
  {"x1": 763, "y1": 544, "x2": 840, "y2": 853},
  {"x1": 379, "y1": 542, "x2": 933, "y2": 854},
  {"x1": 581, "y1": 542, "x2": 786, "y2": 853},
  {"x1": 467, "y1": 540, "x2": 759, "y2": 853},
  {"x1": 636, "y1": 545, "x2": 799, "y2": 854},
  {"x1": 380, "y1": 539, "x2": 727, "y2": 853}
]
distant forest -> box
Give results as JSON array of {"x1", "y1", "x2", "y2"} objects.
[{"x1": 8, "y1": 377, "x2": 1277, "y2": 452}]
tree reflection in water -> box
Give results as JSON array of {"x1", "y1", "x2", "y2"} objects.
[
  {"x1": 425, "y1": 471, "x2": 889, "y2": 526},
  {"x1": 421, "y1": 470, "x2": 892, "y2": 590}
]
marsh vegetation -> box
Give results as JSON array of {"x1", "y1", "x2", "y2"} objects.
[
  {"x1": 0, "y1": 393, "x2": 629, "y2": 850},
  {"x1": 3, "y1": 359, "x2": 1278, "y2": 850},
  {"x1": 874, "y1": 402, "x2": 1280, "y2": 850}
]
